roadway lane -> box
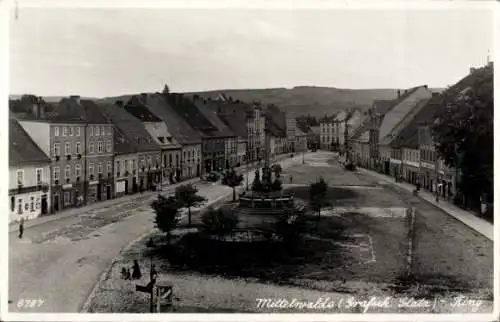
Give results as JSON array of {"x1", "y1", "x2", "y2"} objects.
[{"x1": 9, "y1": 154, "x2": 305, "y2": 313}]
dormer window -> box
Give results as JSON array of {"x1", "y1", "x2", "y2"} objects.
[{"x1": 158, "y1": 137, "x2": 165, "y2": 144}]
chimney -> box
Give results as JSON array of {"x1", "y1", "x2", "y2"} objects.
[{"x1": 70, "y1": 95, "x2": 80, "y2": 105}]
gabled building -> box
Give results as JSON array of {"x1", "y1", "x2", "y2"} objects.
[
  {"x1": 376, "y1": 86, "x2": 433, "y2": 174},
  {"x1": 16, "y1": 95, "x2": 89, "y2": 212},
  {"x1": 124, "y1": 95, "x2": 182, "y2": 184},
  {"x1": 145, "y1": 93, "x2": 202, "y2": 179},
  {"x1": 350, "y1": 121, "x2": 371, "y2": 168},
  {"x1": 78, "y1": 99, "x2": 115, "y2": 203},
  {"x1": 190, "y1": 98, "x2": 238, "y2": 169},
  {"x1": 9, "y1": 119, "x2": 51, "y2": 223},
  {"x1": 219, "y1": 112, "x2": 249, "y2": 167},
  {"x1": 99, "y1": 101, "x2": 162, "y2": 195},
  {"x1": 165, "y1": 93, "x2": 231, "y2": 172},
  {"x1": 319, "y1": 114, "x2": 338, "y2": 150}
]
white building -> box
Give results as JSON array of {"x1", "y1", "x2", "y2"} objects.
[{"x1": 9, "y1": 119, "x2": 51, "y2": 223}]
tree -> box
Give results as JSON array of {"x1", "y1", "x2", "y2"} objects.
[
  {"x1": 175, "y1": 184, "x2": 207, "y2": 225},
  {"x1": 271, "y1": 163, "x2": 282, "y2": 178},
  {"x1": 151, "y1": 194, "x2": 181, "y2": 244},
  {"x1": 222, "y1": 169, "x2": 244, "y2": 201},
  {"x1": 309, "y1": 177, "x2": 329, "y2": 220},
  {"x1": 201, "y1": 206, "x2": 238, "y2": 240},
  {"x1": 431, "y1": 65, "x2": 493, "y2": 212}
]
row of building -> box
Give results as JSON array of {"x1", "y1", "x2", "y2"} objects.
[
  {"x1": 9, "y1": 92, "x2": 308, "y2": 223},
  {"x1": 316, "y1": 62, "x2": 493, "y2": 201}
]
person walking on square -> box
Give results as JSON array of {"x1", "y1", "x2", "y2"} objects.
[
  {"x1": 132, "y1": 259, "x2": 142, "y2": 280},
  {"x1": 18, "y1": 218, "x2": 24, "y2": 239}
]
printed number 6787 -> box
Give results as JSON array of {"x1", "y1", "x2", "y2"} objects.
[{"x1": 17, "y1": 299, "x2": 45, "y2": 309}]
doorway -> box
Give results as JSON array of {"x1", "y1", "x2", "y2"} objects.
[
  {"x1": 106, "y1": 185, "x2": 111, "y2": 200},
  {"x1": 125, "y1": 180, "x2": 129, "y2": 194},
  {"x1": 53, "y1": 194, "x2": 60, "y2": 212},
  {"x1": 133, "y1": 177, "x2": 138, "y2": 193},
  {"x1": 41, "y1": 194, "x2": 48, "y2": 214}
]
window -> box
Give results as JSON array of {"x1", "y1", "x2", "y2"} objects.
[
  {"x1": 62, "y1": 126, "x2": 68, "y2": 136},
  {"x1": 156, "y1": 156, "x2": 160, "y2": 166},
  {"x1": 90, "y1": 126, "x2": 93, "y2": 136},
  {"x1": 106, "y1": 140, "x2": 112, "y2": 152},
  {"x1": 132, "y1": 159, "x2": 136, "y2": 171},
  {"x1": 124, "y1": 160, "x2": 129, "y2": 171},
  {"x1": 53, "y1": 167, "x2": 60, "y2": 180},
  {"x1": 11, "y1": 196, "x2": 15, "y2": 212},
  {"x1": 54, "y1": 143, "x2": 60, "y2": 156},
  {"x1": 101, "y1": 126, "x2": 105, "y2": 136},
  {"x1": 75, "y1": 127, "x2": 81, "y2": 136},
  {"x1": 18, "y1": 198, "x2": 22, "y2": 214},
  {"x1": 163, "y1": 155, "x2": 166, "y2": 167},
  {"x1": 89, "y1": 162, "x2": 94, "y2": 175},
  {"x1": 65, "y1": 142, "x2": 71, "y2": 155},
  {"x1": 30, "y1": 196, "x2": 34, "y2": 212},
  {"x1": 89, "y1": 142, "x2": 94, "y2": 153},
  {"x1": 69, "y1": 127, "x2": 74, "y2": 136},
  {"x1": 147, "y1": 156, "x2": 152, "y2": 167},
  {"x1": 54, "y1": 126, "x2": 60, "y2": 136},
  {"x1": 36, "y1": 168, "x2": 43, "y2": 185},
  {"x1": 97, "y1": 141, "x2": 103, "y2": 153},
  {"x1": 16, "y1": 170, "x2": 24, "y2": 185},
  {"x1": 107, "y1": 126, "x2": 112, "y2": 135},
  {"x1": 75, "y1": 164, "x2": 81, "y2": 177},
  {"x1": 75, "y1": 142, "x2": 81, "y2": 154},
  {"x1": 107, "y1": 161, "x2": 112, "y2": 174},
  {"x1": 116, "y1": 161, "x2": 121, "y2": 175},
  {"x1": 98, "y1": 162, "x2": 103, "y2": 174},
  {"x1": 95, "y1": 126, "x2": 100, "y2": 136},
  {"x1": 65, "y1": 165, "x2": 71, "y2": 179},
  {"x1": 169, "y1": 154, "x2": 172, "y2": 167},
  {"x1": 176, "y1": 155, "x2": 179, "y2": 166},
  {"x1": 140, "y1": 157, "x2": 145, "y2": 168}
]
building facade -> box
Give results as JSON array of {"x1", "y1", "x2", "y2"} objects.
[{"x1": 9, "y1": 119, "x2": 51, "y2": 223}]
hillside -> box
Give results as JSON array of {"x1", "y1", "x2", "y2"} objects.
[{"x1": 185, "y1": 86, "x2": 400, "y2": 117}]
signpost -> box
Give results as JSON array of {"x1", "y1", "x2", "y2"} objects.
[{"x1": 156, "y1": 284, "x2": 174, "y2": 313}]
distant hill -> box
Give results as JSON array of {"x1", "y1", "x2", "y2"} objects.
[
  {"x1": 185, "y1": 86, "x2": 401, "y2": 117},
  {"x1": 11, "y1": 85, "x2": 444, "y2": 118}
]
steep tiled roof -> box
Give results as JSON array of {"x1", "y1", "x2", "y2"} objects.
[
  {"x1": 191, "y1": 98, "x2": 236, "y2": 138},
  {"x1": 9, "y1": 119, "x2": 51, "y2": 166},
  {"x1": 390, "y1": 96, "x2": 441, "y2": 149},
  {"x1": 309, "y1": 125, "x2": 320, "y2": 135},
  {"x1": 219, "y1": 113, "x2": 248, "y2": 139},
  {"x1": 379, "y1": 86, "x2": 431, "y2": 143},
  {"x1": 166, "y1": 93, "x2": 220, "y2": 138},
  {"x1": 124, "y1": 95, "x2": 163, "y2": 123},
  {"x1": 98, "y1": 103, "x2": 161, "y2": 153},
  {"x1": 79, "y1": 99, "x2": 111, "y2": 124},
  {"x1": 296, "y1": 127, "x2": 307, "y2": 136},
  {"x1": 145, "y1": 93, "x2": 202, "y2": 145}
]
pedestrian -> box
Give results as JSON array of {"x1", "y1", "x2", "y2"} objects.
[
  {"x1": 125, "y1": 268, "x2": 131, "y2": 280},
  {"x1": 18, "y1": 217, "x2": 24, "y2": 239},
  {"x1": 132, "y1": 259, "x2": 142, "y2": 280},
  {"x1": 121, "y1": 267, "x2": 127, "y2": 280}
]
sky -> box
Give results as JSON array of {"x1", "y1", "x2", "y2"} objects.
[{"x1": 9, "y1": 6, "x2": 494, "y2": 97}]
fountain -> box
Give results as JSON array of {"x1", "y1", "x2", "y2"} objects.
[{"x1": 221, "y1": 112, "x2": 306, "y2": 243}]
